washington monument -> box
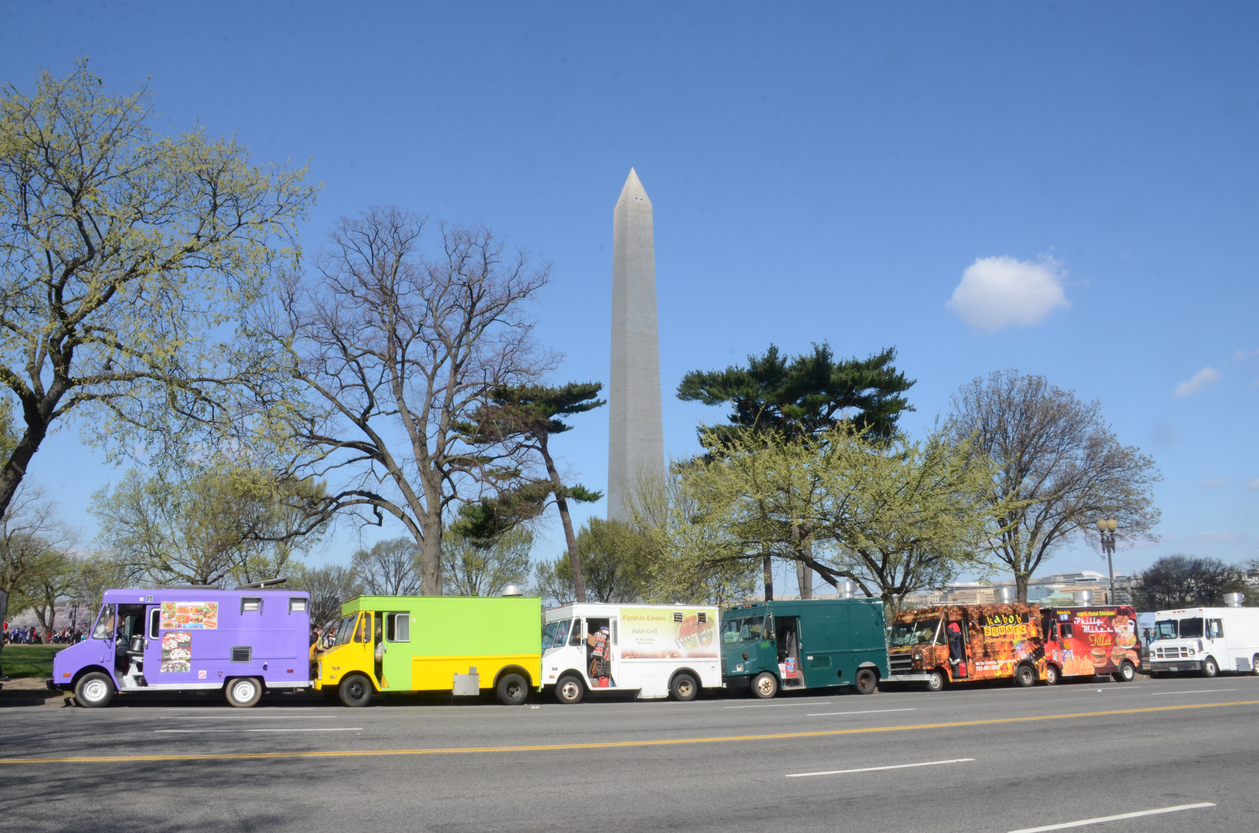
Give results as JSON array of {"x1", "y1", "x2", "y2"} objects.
[{"x1": 607, "y1": 169, "x2": 665, "y2": 522}]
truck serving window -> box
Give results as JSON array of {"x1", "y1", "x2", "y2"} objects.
[
  {"x1": 1178, "y1": 618, "x2": 1204, "y2": 639},
  {"x1": 890, "y1": 618, "x2": 940, "y2": 647},
  {"x1": 721, "y1": 615, "x2": 765, "y2": 644},
  {"x1": 542, "y1": 619, "x2": 572, "y2": 651}
]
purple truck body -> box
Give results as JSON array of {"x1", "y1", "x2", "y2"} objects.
[{"x1": 52, "y1": 587, "x2": 311, "y2": 707}]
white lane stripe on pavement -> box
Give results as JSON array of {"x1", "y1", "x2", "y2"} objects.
[
  {"x1": 807, "y1": 708, "x2": 917, "y2": 717},
  {"x1": 724, "y1": 703, "x2": 811, "y2": 709},
  {"x1": 1148, "y1": 689, "x2": 1236, "y2": 696},
  {"x1": 154, "y1": 728, "x2": 362, "y2": 733},
  {"x1": 787, "y1": 757, "x2": 974, "y2": 778},
  {"x1": 158, "y1": 715, "x2": 341, "y2": 720},
  {"x1": 1007, "y1": 802, "x2": 1215, "y2": 832}
]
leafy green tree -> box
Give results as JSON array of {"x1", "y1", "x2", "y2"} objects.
[
  {"x1": 92, "y1": 461, "x2": 326, "y2": 587},
  {"x1": 441, "y1": 526, "x2": 532, "y2": 597},
  {"x1": 458, "y1": 382, "x2": 604, "y2": 602},
  {"x1": 677, "y1": 344, "x2": 914, "y2": 598},
  {"x1": 947, "y1": 370, "x2": 1161, "y2": 601},
  {"x1": 350, "y1": 538, "x2": 422, "y2": 596},
  {"x1": 0, "y1": 485, "x2": 72, "y2": 672},
  {"x1": 68, "y1": 550, "x2": 129, "y2": 631},
  {"x1": 680, "y1": 423, "x2": 999, "y2": 616},
  {"x1": 1132, "y1": 555, "x2": 1248, "y2": 610},
  {"x1": 532, "y1": 518, "x2": 652, "y2": 605},
  {"x1": 0, "y1": 62, "x2": 316, "y2": 520}
]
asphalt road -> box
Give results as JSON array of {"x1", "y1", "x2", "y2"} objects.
[{"x1": 2, "y1": 673, "x2": 1257, "y2": 833}]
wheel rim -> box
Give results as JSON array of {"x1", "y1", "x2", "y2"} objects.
[
  {"x1": 507, "y1": 682, "x2": 523, "y2": 700},
  {"x1": 1123, "y1": 664, "x2": 1134, "y2": 681},
  {"x1": 1047, "y1": 668, "x2": 1057, "y2": 684},
  {"x1": 756, "y1": 677, "x2": 774, "y2": 696},
  {"x1": 677, "y1": 680, "x2": 694, "y2": 698},
  {"x1": 83, "y1": 680, "x2": 106, "y2": 702},
  {"x1": 560, "y1": 681, "x2": 580, "y2": 701},
  {"x1": 233, "y1": 681, "x2": 256, "y2": 702},
  {"x1": 348, "y1": 681, "x2": 365, "y2": 699}
]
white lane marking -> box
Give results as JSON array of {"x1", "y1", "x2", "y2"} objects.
[
  {"x1": 1007, "y1": 802, "x2": 1215, "y2": 832},
  {"x1": 724, "y1": 703, "x2": 811, "y2": 709},
  {"x1": 807, "y1": 708, "x2": 917, "y2": 717},
  {"x1": 154, "y1": 728, "x2": 362, "y2": 733},
  {"x1": 787, "y1": 757, "x2": 974, "y2": 778},
  {"x1": 158, "y1": 715, "x2": 340, "y2": 720},
  {"x1": 1148, "y1": 689, "x2": 1236, "y2": 696}
]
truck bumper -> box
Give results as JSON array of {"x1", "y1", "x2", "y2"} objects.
[
  {"x1": 1148, "y1": 661, "x2": 1201, "y2": 673},
  {"x1": 883, "y1": 672, "x2": 934, "y2": 683},
  {"x1": 46, "y1": 678, "x2": 59, "y2": 691}
]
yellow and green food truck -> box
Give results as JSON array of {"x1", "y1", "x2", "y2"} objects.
[{"x1": 314, "y1": 594, "x2": 542, "y2": 707}]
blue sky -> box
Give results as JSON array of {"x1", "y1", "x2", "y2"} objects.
[{"x1": 3, "y1": 2, "x2": 1257, "y2": 587}]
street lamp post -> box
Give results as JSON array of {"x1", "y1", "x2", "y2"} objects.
[{"x1": 1097, "y1": 518, "x2": 1118, "y2": 603}]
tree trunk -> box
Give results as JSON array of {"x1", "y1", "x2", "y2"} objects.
[
  {"x1": 796, "y1": 539, "x2": 816, "y2": 599},
  {"x1": 0, "y1": 411, "x2": 51, "y2": 520},
  {"x1": 763, "y1": 554, "x2": 774, "y2": 601},
  {"x1": 540, "y1": 441, "x2": 585, "y2": 603},
  {"x1": 0, "y1": 589, "x2": 8, "y2": 675},
  {"x1": 1015, "y1": 572, "x2": 1030, "y2": 603},
  {"x1": 420, "y1": 514, "x2": 443, "y2": 597}
]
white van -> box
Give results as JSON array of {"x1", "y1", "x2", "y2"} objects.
[
  {"x1": 541, "y1": 603, "x2": 722, "y2": 703},
  {"x1": 1147, "y1": 605, "x2": 1259, "y2": 677}
]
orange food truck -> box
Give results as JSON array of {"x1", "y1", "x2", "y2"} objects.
[
  {"x1": 1040, "y1": 605, "x2": 1140, "y2": 684},
  {"x1": 885, "y1": 603, "x2": 1046, "y2": 691}
]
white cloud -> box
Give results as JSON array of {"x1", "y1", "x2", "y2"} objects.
[
  {"x1": 946, "y1": 256, "x2": 1069, "y2": 334},
  {"x1": 1172, "y1": 367, "x2": 1220, "y2": 398},
  {"x1": 1247, "y1": 479, "x2": 1259, "y2": 490},
  {"x1": 1233, "y1": 347, "x2": 1259, "y2": 361},
  {"x1": 1183, "y1": 531, "x2": 1241, "y2": 544},
  {"x1": 1200, "y1": 477, "x2": 1228, "y2": 489}
]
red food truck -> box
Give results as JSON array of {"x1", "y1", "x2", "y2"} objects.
[{"x1": 1040, "y1": 605, "x2": 1140, "y2": 684}]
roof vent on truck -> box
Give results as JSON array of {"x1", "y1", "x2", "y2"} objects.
[
  {"x1": 235, "y1": 577, "x2": 288, "y2": 590},
  {"x1": 501, "y1": 585, "x2": 522, "y2": 597},
  {"x1": 994, "y1": 587, "x2": 1015, "y2": 604},
  {"x1": 1073, "y1": 590, "x2": 1093, "y2": 607},
  {"x1": 1223, "y1": 592, "x2": 1245, "y2": 608}
]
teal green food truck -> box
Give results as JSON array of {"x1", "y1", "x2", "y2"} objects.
[{"x1": 721, "y1": 598, "x2": 888, "y2": 698}]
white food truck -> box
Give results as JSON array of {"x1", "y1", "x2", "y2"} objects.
[
  {"x1": 1147, "y1": 600, "x2": 1259, "y2": 677},
  {"x1": 541, "y1": 603, "x2": 722, "y2": 703}
]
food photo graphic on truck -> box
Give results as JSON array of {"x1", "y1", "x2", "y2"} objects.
[
  {"x1": 541, "y1": 603, "x2": 721, "y2": 703},
  {"x1": 885, "y1": 602, "x2": 1046, "y2": 690},
  {"x1": 1040, "y1": 605, "x2": 1141, "y2": 684},
  {"x1": 49, "y1": 581, "x2": 311, "y2": 708},
  {"x1": 720, "y1": 597, "x2": 888, "y2": 699},
  {"x1": 1147, "y1": 599, "x2": 1259, "y2": 677}
]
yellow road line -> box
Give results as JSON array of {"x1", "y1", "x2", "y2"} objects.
[{"x1": 4, "y1": 699, "x2": 1258, "y2": 765}]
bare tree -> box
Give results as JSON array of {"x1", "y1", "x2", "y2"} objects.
[
  {"x1": 0, "y1": 485, "x2": 75, "y2": 671},
  {"x1": 441, "y1": 526, "x2": 532, "y2": 597},
  {"x1": 351, "y1": 538, "x2": 423, "y2": 597},
  {"x1": 290, "y1": 563, "x2": 362, "y2": 626},
  {"x1": 947, "y1": 370, "x2": 1161, "y2": 601},
  {"x1": 254, "y1": 207, "x2": 553, "y2": 595}
]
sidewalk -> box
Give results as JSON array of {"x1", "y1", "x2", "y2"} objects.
[{"x1": 0, "y1": 676, "x2": 70, "y2": 707}]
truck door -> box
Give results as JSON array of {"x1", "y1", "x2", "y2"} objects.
[
  {"x1": 1205, "y1": 617, "x2": 1225, "y2": 668},
  {"x1": 381, "y1": 611, "x2": 412, "y2": 690}
]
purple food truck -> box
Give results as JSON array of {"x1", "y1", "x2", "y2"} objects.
[{"x1": 50, "y1": 583, "x2": 312, "y2": 708}]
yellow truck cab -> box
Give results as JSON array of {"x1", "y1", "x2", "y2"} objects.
[{"x1": 314, "y1": 594, "x2": 542, "y2": 707}]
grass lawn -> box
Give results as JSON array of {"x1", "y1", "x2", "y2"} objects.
[{"x1": 2, "y1": 644, "x2": 70, "y2": 678}]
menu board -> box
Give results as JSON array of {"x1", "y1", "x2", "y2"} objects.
[
  {"x1": 161, "y1": 632, "x2": 192, "y2": 673},
  {"x1": 620, "y1": 607, "x2": 718, "y2": 659},
  {"x1": 160, "y1": 601, "x2": 219, "y2": 630}
]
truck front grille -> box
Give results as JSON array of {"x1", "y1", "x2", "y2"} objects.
[
  {"x1": 1156, "y1": 646, "x2": 1187, "y2": 659},
  {"x1": 889, "y1": 654, "x2": 915, "y2": 674}
]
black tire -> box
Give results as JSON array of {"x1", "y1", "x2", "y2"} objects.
[
  {"x1": 225, "y1": 677, "x2": 263, "y2": 708},
  {"x1": 1015, "y1": 664, "x2": 1036, "y2": 688},
  {"x1": 338, "y1": 673, "x2": 373, "y2": 707},
  {"x1": 1252, "y1": 654, "x2": 1259, "y2": 677},
  {"x1": 1112, "y1": 661, "x2": 1136, "y2": 683},
  {"x1": 855, "y1": 668, "x2": 878, "y2": 695},
  {"x1": 496, "y1": 672, "x2": 529, "y2": 705},
  {"x1": 1044, "y1": 665, "x2": 1059, "y2": 686},
  {"x1": 925, "y1": 669, "x2": 946, "y2": 692},
  {"x1": 75, "y1": 671, "x2": 115, "y2": 708},
  {"x1": 751, "y1": 671, "x2": 778, "y2": 699},
  {"x1": 670, "y1": 672, "x2": 699, "y2": 702},
  {"x1": 1202, "y1": 657, "x2": 1219, "y2": 678},
  {"x1": 555, "y1": 674, "x2": 584, "y2": 704}
]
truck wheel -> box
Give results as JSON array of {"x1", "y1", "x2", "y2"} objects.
[
  {"x1": 75, "y1": 672, "x2": 115, "y2": 708},
  {"x1": 555, "y1": 675, "x2": 584, "y2": 704},
  {"x1": 1201, "y1": 657, "x2": 1219, "y2": 678},
  {"x1": 496, "y1": 672, "x2": 529, "y2": 706},
  {"x1": 670, "y1": 672, "x2": 699, "y2": 702},
  {"x1": 1044, "y1": 665, "x2": 1059, "y2": 686},
  {"x1": 1014, "y1": 664, "x2": 1036, "y2": 688},
  {"x1": 1111, "y1": 661, "x2": 1136, "y2": 683},
  {"x1": 751, "y1": 672, "x2": 778, "y2": 699},
  {"x1": 225, "y1": 677, "x2": 263, "y2": 708},
  {"x1": 1252, "y1": 654, "x2": 1259, "y2": 676},
  {"x1": 925, "y1": 669, "x2": 945, "y2": 692},
  {"x1": 855, "y1": 668, "x2": 878, "y2": 695},
  {"x1": 338, "y1": 673, "x2": 373, "y2": 707}
]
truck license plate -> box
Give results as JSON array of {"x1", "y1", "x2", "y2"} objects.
[{"x1": 1169, "y1": 666, "x2": 1178, "y2": 672}]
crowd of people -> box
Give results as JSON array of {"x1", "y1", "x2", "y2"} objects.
[{"x1": 2, "y1": 624, "x2": 82, "y2": 645}]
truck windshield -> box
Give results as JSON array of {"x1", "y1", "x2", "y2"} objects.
[
  {"x1": 1153, "y1": 620, "x2": 1177, "y2": 640},
  {"x1": 333, "y1": 614, "x2": 358, "y2": 646},
  {"x1": 542, "y1": 619, "x2": 572, "y2": 651},
  {"x1": 890, "y1": 618, "x2": 939, "y2": 647},
  {"x1": 722, "y1": 615, "x2": 765, "y2": 644},
  {"x1": 1177, "y1": 618, "x2": 1204, "y2": 639}
]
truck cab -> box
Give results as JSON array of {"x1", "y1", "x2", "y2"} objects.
[{"x1": 1147, "y1": 606, "x2": 1259, "y2": 677}]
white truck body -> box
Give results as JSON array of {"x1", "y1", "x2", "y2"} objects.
[
  {"x1": 1147, "y1": 606, "x2": 1259, "y2": 675},
  {"x1": 541, "y1": 603, "x2": 721, "y2": 699}
]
